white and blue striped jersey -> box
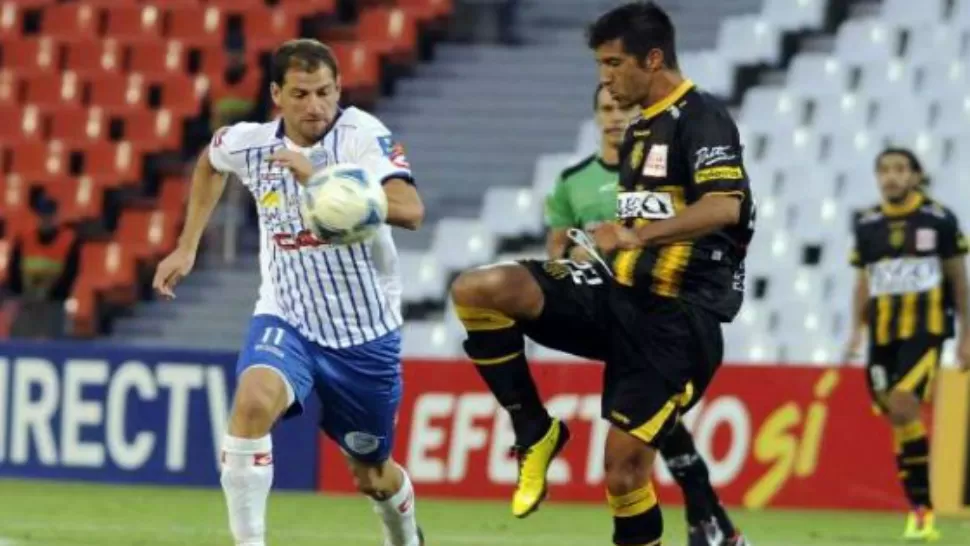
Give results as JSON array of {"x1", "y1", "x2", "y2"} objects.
[{"x1": 208, "y1": 107, "x2": 411, "y2": 349}]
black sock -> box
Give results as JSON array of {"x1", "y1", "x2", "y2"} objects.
[
  {"x1": 609, "y1": 483, "x2": 664, "y2": 546},
  {"x1": 457, "y1": 306, "x2": 551, "y2": 445},
  {"x1": 893, "y1": 421, "x2": 933, "y2": 509},
  {"x1": 660, "y1": 420, "x2": 736, "y2": 535}
]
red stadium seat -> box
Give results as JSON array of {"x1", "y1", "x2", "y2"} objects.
[
  {"x1": 330, "y1": 42, "x2": 380, "y2": 97},
  {"x1": 48, "y1": 106, "x2": 107, "y2": 143},
  {"x1": 0, "y1": 2, "x2": 24, "y2": 38},
  {"x1": 158, "y1": 176, "x2": 188, "y2": 213},
  {"x1": 242, "y1": 8, "x2": 300, "y2": 53},
  {"x1": 66, "y1": 283, "x2": 97, "y2": 338},
  {"x1": 275, "y1": 0, "x2": 337, "y2": 17},
  {"x1": 8, "y1": 140, "x2": 68, "y2": 184},
  {"x1": 64, "y1": 39, "x2": 123, "y2": 73},
  {"x1": 204, "y1": 0, "x2": 269, "y2": 13},
  {"x1": 153, "y1": 73, "x2": 206, "y2": 117},
  {"x1": 117, "y1": 208, "x2": 178, "y2": 260},
  {"x1": 1, "y1": 37, "x2": 58, "y2": 72},
  {"x1": 44, "y1": 175, "x2": 105, "y2": 223},
  {"x1": 104, "y1": 5, "x2": 163, "y2": 39},
  {"x1": 0, "y1": 174, "x2": 30, "y2": 224},
  {"x1": 87, "y1": 72, "x2": 148, "y2": 110},
  {"x1": 77, "y1": 142, "x2": 142, "y2": 187},
  {"x1": 128, "y1": 40, "x2": 187, "y2": 74},
  {"x1": 75, "y1": 241, "x2": 138, "y2": 307},
  {"x1": 0, "y1": 105, "x2": 44, "y2": 142},
  {"x1": 397, "y1": 0, "x2": 453, "y2": 20},
  {"x1": 0, "y1": 238, "x2": 11, "y2": 287},
  {"x1": 120, "y1": 108, "x2": 183, "y2": 150},
  {"x1": 165, "y1": 5, "x2": 224, "y2": 47},
  {"x1": 0, "y1": 68, "x2": 19, "y2": 106},
  {"x1": 42, "y1": 3, "x2": 100, "y2": 38},
  {"x1": 23, "y1": 71, "x2": 84, "y2": 107},
  {"x1": 358, "y1": 7, "x2": 419, "y2": 63}
]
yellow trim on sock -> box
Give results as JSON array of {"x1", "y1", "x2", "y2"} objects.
[
  {"x1": 455, "y1": 305, "x2": 515, "y2": 331},
  {"x1": 893, "y1": 421, "x2": 927, "y2": 445},
  {"x1": 607, "y1": 483, "x2": 658, "y2": 518},
  {"x1": 472, "y1": 351, "x2": 523, "y2": 366}
]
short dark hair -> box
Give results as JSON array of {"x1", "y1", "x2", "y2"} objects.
[
  {"x1": 586, "y1": 1, "x2": 678, "y2": 69},
  {"x1": 271, "y1": 39, "x2": 339, "y2": 87},
  {"x1": 876, "y1": 147, "x2": 930, "y2": 187}
]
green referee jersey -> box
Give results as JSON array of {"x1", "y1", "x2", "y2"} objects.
[{"x1": 544, "y1": 154, "x2": 620, "y2": 231}]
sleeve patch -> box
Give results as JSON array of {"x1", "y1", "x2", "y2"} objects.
[
  {"x1": 212, "y1": 126, "x2": 230, "y2": 148},
  {"x1": 377, "y1": 135, "x2": 410, "y2": 169},
  {"x1": 695, "y1": 166, "x2": 744, "y2": 184}
]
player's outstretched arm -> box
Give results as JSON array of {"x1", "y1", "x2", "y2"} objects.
[
  {"x1": 152, "y1": 146, "x2": 227, "y2": 298},
  {"x1": 383, "y1": 178, "x2": 424, "y2": 230}
]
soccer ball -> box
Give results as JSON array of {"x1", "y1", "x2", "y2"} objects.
[{"x1": 300, "y1": 162, "x2": 387, "y2": 244}]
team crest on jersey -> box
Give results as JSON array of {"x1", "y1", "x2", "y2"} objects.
[
  {"x1": 260, "y1": 190, "x2": 281, "y2": 209},
  {"x1": 916, "y1": 228, "x2": 937, "y2": 251},
  {"x1": 629, "y1": 141, "x2": 645, "y2": 171},
  {"x1": 543, "y1": 260, "x2": 571, "y2": 280},
  {"x1": 642, "y1": 144, "x2": 669, "y2": 177},
  {"x1": 889, "y1": 223, "x2": 906, "y2": 248}
]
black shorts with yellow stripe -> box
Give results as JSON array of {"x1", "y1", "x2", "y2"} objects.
[
  {"x1": 518, "y1": 259, "x2": 724, "y2": 448},
  {"x1": 866, "y1": 335, "x2": 944, "y2": 413}
]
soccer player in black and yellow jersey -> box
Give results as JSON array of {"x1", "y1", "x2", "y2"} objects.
[
  {"x1": 846, "y1": 148, "x2": 970, "y2": 542},
  {"x1": 449, "y1": 3, "x2": 755, "y2": 545}
]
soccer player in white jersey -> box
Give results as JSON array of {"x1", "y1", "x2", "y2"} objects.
[{"x1": 152, "y1": 39, "x2": 426, "y2": 546}]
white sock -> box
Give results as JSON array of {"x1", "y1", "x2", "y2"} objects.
[
  {"x1": 370, "y1": 466, "x2": 420, "y2": 546},
  {"x1": 220, "y1": 435, "x2": 273, "y2": 546}
]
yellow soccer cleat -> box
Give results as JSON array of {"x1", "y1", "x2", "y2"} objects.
[
  {"x1": 509, "y1": 419, "x2": 571, "y2": 519},
  {"x1": 903, "y1": 509, "x2": 941, "y2": 542}
]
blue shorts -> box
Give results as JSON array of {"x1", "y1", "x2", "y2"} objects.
[{"x1": 237, "y1": 315, "x2": 402, "y2": 464}]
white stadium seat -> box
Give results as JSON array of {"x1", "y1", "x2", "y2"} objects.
[
  {"x1": 880, "y1": 0, "x2": 948, "y2": 29},
  {"x1": 717, "y1": 16, "x2": 782, "y2": 65},
  {"x1": 481, "y1": 186, "x2": 543, "y2": 240},
  {"x1": 402, "y1": 320, "x2": 462, "y2": 358},
  {"x1": 787, "y1": 53, "x2": 850, "y2": 99},
  {"x1": 834, "y1": 18, "x2": 895, "y2": 65},
  {"x1": 761, "y1": 0, "x2": 827, "y2": 31},
  {"x1": 430, "y1": 218, "x2": 497, "y2": 274},
  {"x1": 905, "y1": 24, "x2": 965, "y2": 66}
]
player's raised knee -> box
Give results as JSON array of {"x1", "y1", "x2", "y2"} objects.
[{"x1": 450, "y1": 264, "x2": 542, "y2": 318}]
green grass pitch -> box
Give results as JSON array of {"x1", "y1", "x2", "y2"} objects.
[{"x1": 0, "y1": 479, "x2": 967, "y2": 545}]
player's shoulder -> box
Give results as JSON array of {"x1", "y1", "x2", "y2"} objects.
[
  {"x1": 212, "y1": 121, "x2": 278, "y2": 151},
  {"x1": 558, "y1": 153, "x2": 598, "y2": 182},
  {"x1": 917, "y1": 195, "x2": 959, "y2": 223},
  {"x1": 853, "y1": 204, "x2": 885, "y2": 229},
  {"x1": 334, "y1": 107, "x2": 392, "y2": 137},
  {"x1": 680, "y1": 86, "x2": 736, "y2": 128}
]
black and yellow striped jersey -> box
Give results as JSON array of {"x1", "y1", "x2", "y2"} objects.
[
  {"x1": 613, "y1": 80, "x2": 755, "y2": 322},
  {"x1": 851, "y1": 192, "x2": 968, "y2": 345}
]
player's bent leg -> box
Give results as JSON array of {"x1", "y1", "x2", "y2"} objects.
[
  {"x1": 345, "y1": 456, "x2": 422, "y2": 546},
  {"x1": 451, "y1": 263, "x2": 570, "y2": 518},
  {"x1": 604, "y1": 427, "x2": 663, "y2": 546}
]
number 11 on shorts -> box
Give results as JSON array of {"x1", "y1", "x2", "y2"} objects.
[{"x1": 261, "y1": 327, "x2": 285, "y2": 346}]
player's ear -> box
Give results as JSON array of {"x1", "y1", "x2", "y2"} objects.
[{"x1": 270, "y1": 82, "x2": 282, "y2": 108}]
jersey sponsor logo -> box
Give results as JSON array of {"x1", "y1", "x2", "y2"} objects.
[
  {"x1": 694, "y1": 145, "x2": 737, "y2": 170},
  {"x1": 344, "y1": 431, "x2": 381, "y2": 455},
  {"x1": 867, "y1": 256, "x2": 942, "y2": 296},
  {"x1": 642, "y1": 144, "x2": 668, "y2": 177},
  {"x1": 272, "y1": 230, "x2": 329, "y2": 250},
  {"x1": 695, "y1": 166, "x2": 744, "y2": 184},
  {"x1": 916, "y1": 228, "x2": 937, "y2": 251},
  {"x1": 617, "y1": 191, "x2": 675, "y2": 220}
]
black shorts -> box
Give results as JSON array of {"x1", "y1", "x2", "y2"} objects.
[
  {"x1": 519, "y1": 259, "x2": 724, "y2": 447},
  {"x1": 866, "y1": 336, "x2": 944, "y2": 413}
]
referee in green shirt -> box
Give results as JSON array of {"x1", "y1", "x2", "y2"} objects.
[{"x1": 543, "y1": 84, "x2": 748, "y2": 546}]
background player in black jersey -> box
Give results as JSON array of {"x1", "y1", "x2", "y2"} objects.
[
  {"x1": 845, "y1": 147, "x2": 969, "y2": 542},
  {"x1": 449, "y1": 3, "x2": 754, "y2": 545}
]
